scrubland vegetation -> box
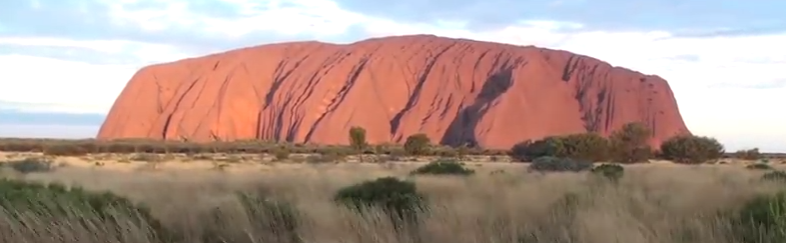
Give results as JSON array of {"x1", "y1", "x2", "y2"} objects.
[{"x1": 0, "y1": 122, "x2": 785, "y2": 243}]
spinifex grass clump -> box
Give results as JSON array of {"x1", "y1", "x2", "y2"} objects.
[
  {"x1": 334, "y1": 176, "x2": 427, "y2": 238},
  {"x1": 0, "y1": 178, "x2": 172, "y2": 242},
  {"x1": 238, "y1": 193, "x2": 301, "y2": 243},
  {"x1": 747, "y1": 163, "x2": 773, "y2": 170},
  {"x1": 761, "y1": 171, "x2": 786, "y2": 183},
  {"x1": 199, "y1": 192, "x2": 303, "y2": 243},
  {"x1": 410, "y1": 159, "x2": 475, "y2": 176},
  {"x1": 4, "y1": 157, "x2": 55, "y2": 174},
  {"x1": 736, "y1": 191, "x2": 786, "y2": 243},
  {"x1": 528, "y1": 156, "x2": 592, "y2": 173},
  {"x1": 591, "y1": 164, "x2": 625, "y2": 182}
]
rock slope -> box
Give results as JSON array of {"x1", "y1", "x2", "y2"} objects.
[{"x1": 97, "y1": 35, "x2": 690, "y2": 149}]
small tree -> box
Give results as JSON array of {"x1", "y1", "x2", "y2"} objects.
[
  {"x1": 349, "y1": 126, "x2": 367, "y2": 151},
  {"x1": 349, "y1": 126, "x2": 367, "y2": 162},
  {"x1": 404, "y1": 133, "x2": 431, "y2": 156},
  {"x1": 659, "y1": 135, "x2": 724, "y2": 164},
  {"x1": 609, "y1": 122, "x2": 653, "y2": 163}
]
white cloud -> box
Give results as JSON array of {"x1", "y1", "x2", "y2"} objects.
[
  {"x1": 0, "y1": 54, "x2": 134, "y2": 113},
  {"x1": 103, "y1": 0, "x2": 367, "y2": 38},
  {"x1": 1, "y1": 0, "x2": 784, "y2": 151},
  {"x1": 0, "y1": 124, "x2": 98, "y2": 139}
]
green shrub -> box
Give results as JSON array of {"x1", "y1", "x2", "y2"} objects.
[
  {"x1": 0, "y1": 179, "x2": 171, "y2": 241},
  {"x1": 559, "y1": 133, "x2": 611, "y2": 162},
  {"x1": 748, "y1": 163, "x2": 773, "y2": 170},
  {"x1": 609, "y1": 122, "x2": 653, "y2": 163},
  {"x1": 736, "y1": 191, "x2": 786, "y2": 243},
  {"x1": 334, "y1": 177, "x2": 426, "y2": 224},
  {"x1": 591, "y1": 164, "x2": 625, "y2": 182},
  {"x1": 4, "y1": 157, "x2": 54, "y2": 174},
  {"x1": 404, "y1": 134, "x2": 431, "y2": 156},
  {"x1": 659, "y1": 135, "x2": 725, "y2": 164},
  {"x1": 510, "y1": 137, "x2": 563, "y2": 162},
  {"x1": 410, "y1": 159, "x2": 475, "y2": 176},
  {"x1": 510, "y1": 133, "x2": 611, "y2": 163},
  {"x1": 528, "y1": 156, "x2": 592, "y2": 173},
  {"x1": 762, "y1": 171, "x2": 786, "y2": 183}
]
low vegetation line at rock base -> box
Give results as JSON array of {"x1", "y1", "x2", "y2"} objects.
[
  {"x1": 0, "y1": 137, "x2": 506, "y2": 157},
  {"x1": 2, "y1": 122, "x2": 780, "y2": 163}
]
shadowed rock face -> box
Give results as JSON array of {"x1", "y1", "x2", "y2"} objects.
[{"x1": 97, "y1": 35, "x2": 690, "y2": 149}]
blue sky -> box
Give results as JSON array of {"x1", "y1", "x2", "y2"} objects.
[{"x1": 1, "y1": 0, "x2": 785, "y2": 152}]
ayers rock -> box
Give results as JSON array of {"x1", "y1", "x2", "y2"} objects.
[{"x1": 98, "y1": 35, "x2": 690, "y2": 149}]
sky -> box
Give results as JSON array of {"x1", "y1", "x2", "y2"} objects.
[{"x1": 0, "y1": 0, "x2": 785, "y2": 152}]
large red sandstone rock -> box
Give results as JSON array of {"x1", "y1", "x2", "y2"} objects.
[{"x1": 97, "y1": 35, "x2": 690, "y2": 149}]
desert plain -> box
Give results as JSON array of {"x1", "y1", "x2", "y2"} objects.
[{"x1": 0, "y1": 145, "x2": 784, "y2": 243}]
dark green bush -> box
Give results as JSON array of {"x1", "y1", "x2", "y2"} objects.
[
  {"x1": 659, "y1": 135, "x2": 725, "y2": 164},
  {"x1": 528, "y1": 156, "x2": 592, "y2": 173},
  {"x1": 736, "y1": 191, "x2": 786, "y2": 243},
  {"x1": 4, "y1": 157, "x2": 55, "y2": 174},
  {"x1": 762, "y1": 171, "x2": 786, "y2": 183},
  {"x1": 334, "y1": 177, "x2": 426, "y2": 224},
  {"x1": 0, "y1": 179, "x2": 171, "y2": 241},
  {"x1": 510, "y1": 133, "x2": 611, "y2": 163},
  {"x1": 510, "y1": 137, "x2": 564, "y2": 162},
  {"x1": 591, "y1": 164, "x2": 625, "y2": 182},
  {"x1": 410, "y1": 159, "x2": 475, "y2": 176},
  {"x1": 747, "y1": 163, "x2": 773, "y2": 170}
]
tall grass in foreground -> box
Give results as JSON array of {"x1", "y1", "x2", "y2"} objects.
[{"x1": 1, "y1": 163, "x2": 784, "y2": 243}]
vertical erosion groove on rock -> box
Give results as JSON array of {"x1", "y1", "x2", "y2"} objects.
[{"x1": 97, "y1": 35, "x2": 691, "y2": 149}]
